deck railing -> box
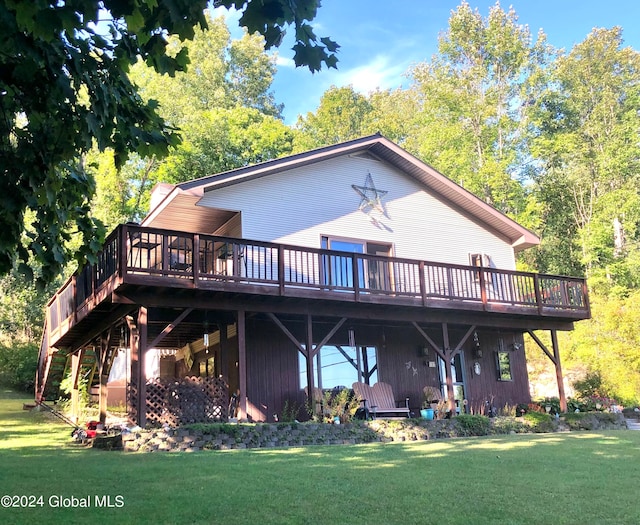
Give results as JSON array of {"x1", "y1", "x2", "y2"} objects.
[{"x1": 46, "y1": 224, "x2": 590, "y2": 338}]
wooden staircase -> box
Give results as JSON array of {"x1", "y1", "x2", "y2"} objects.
[{"x1": 36, "y1": 319, "x2": 98, "y2": 402}]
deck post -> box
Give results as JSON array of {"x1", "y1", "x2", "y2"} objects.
[
  {"x1": 527, "y1": 329, "x2": 568, "y2": 413},
  {"x1": 352, "y1": 253, "x2": 360, "y2": 301},
  {"x1": 119, "y1": 225, "x2": 128, "y2": 280},
  {"x1": 551, "y1": 330, "x2": 567, "y2": 413},
  {"x1": 193, "y1": 234, "x2": 200, "y2": 285},
  {"x1": 128, "y1": 308, "x2": 148, "y2": 427},
  {"x1": 219, "y1": 323, "x2": 229, "y2": 381},
  {"x1": 441, "y1": 323, "x2": 456, "y2": 415},
  {"x1": 137, "y1": 307, "x2": 148, "y2": 427},
  {"x1": 305, "y1": 314, "x2": 317, "y2": 413},
  {"x1": 278, "y1": 245, "x2": 285, "y2": 295},
  {"x1": 534, "y1": 274, "x2": 543, "y2": 315},
  {"x1": 70, "y1": 350, "x2": 83, "y2": 424},
  {"x1": 237, "y1": 310, "x2": 247, "y2": 420},
  {"x1": 98, "y1": 336, "x2": 109, "y2": 425},
  {"x1": 418, "y1": 261, "x2": 426, "y2": 306}
]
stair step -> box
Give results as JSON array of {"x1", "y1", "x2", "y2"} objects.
[{"x1": 625, "y1": 419, "x2": 640, "y2": 430}]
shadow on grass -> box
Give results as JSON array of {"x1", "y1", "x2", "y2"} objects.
[{"x1": 2, "y1": 386, "x2": 640, "y2": 525}]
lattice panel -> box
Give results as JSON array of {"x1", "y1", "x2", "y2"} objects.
[
  {"x1": 145, "y1": 376, "x2": 229, "y2": 426},
  {"x1": 128, "y1": 382, "x2": 138, "y2": 424}
]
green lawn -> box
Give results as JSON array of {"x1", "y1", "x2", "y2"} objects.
[{"x1": 1, "y1": 389, "x2": 639, "y2": 525}]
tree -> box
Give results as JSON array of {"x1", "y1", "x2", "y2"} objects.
[
  {"x1": 293, "y1": 85, "x2": 422, "y2": 152},
  {"x1": 119, "y1": 13, "x2": 294, "y2": 218},
  {"x1": 131, "y1": 15, "x2": 284, "y2": 122},
  {"x1": 0, "y1": 0, "x2": 336, "y2": 286},
  {"x1": 529, "y1": 28, "x2": 640, "y2": 287},
  {"x1": 560, "y1": 293, "x2": 640, "y2": 404},
  {"x1": 406, "y1": 2, "x2": 549, "y2": 218},
  {"x1": 293, "y1": 85, "x2": 374, "y2": 151},
  {"x1": 153, "y1": 107, "x2": 294, "y2": 185}
]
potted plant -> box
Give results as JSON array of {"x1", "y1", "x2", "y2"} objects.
[
  {"x1": 421, "y1": 386, "x2": 441, "y2": 420},
  {"x1": 420, "y1": 401, "x2": 434, "y2": 420}
]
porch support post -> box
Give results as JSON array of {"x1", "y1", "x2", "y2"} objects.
[
  {"x1": 551, "y1": 330, "x2": 568, "y2": 413},
  {"x1": 305, "y1": 314, "x2": 315, "y2": 404},
  {"x1": 219, "y1": 323, "x2": 229, "y2": 380},
  {"x1": 70, "y1": 350, "x2": 84, "y2": 424},
  {"x1": 97, "y1": 332, "x2": 111, "y2": 425},
  {"x1": 413, "y1": 322, "x2": 476, "y2": 415},
  {"x1": 137, "y1": 307, "x2": 148, "y2": 427},
  {"x1": 126, "y1": 316, "x2": 138, "y2": 424},
  {"x1": 441, "y1": 323, "x2": 456, "y2": 415},
  {"x1": 267, "y1": 313, "x2": 348, "y2": 416},
  {"x1": 527, "y1": 329, "x2": 568, "y2": 413},
  {"x1": 237, "y1": 310, "x2": 247, "y2": 420},
  {"x1": 266, "y1": 314, "x2": 314, "y2": 395}
]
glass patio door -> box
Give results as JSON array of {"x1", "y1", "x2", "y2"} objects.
[
  {"x1": 438, "y1": 353, "x2": 466, "y2": 414},
  {"x1": 321, "y1": 237, "x2": 392, "y2": 291},
  {"x1": 321, "y1": 238, "x2": 365, "y2": 289}
]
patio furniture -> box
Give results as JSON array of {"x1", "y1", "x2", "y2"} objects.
[{"x1": 352, "y1": 381, "x2": 410, "y2": 419}]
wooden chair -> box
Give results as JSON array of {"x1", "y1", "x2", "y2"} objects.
[
  {"x1": 352, "y1": 381, "x2": 410, "y2": 419},
  {"x1": 423, "y1": 385, "x2": 445, "y2": 418},
  {"x1": 422, "y1": 385, "x2": 443, "y2": 405}
]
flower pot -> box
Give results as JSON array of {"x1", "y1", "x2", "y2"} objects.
[{"x1": 420, "y1": 408, "x2": 434, "y2": 420}]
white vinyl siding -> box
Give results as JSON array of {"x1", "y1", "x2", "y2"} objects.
[{"x1": 197, "y1": 155, "x2": 516, "y2": 270}]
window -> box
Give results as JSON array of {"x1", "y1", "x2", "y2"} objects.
[
  {"x1": 469, "y1": 253, "x2": 492, "y2": 281},
  {"x1": 299, "y1": 345, "x2": 378, "y2": 390},
  {"x1": 469, "y1": 253, "x2": 484, "y2": 269},
  {"x1": 496, "y1": 338, "x2": 512, "y2": 381}
]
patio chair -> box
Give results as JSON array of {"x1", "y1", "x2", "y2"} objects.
[{"x1": 352, "y1": 381, "x2": 410, "y2": 419}]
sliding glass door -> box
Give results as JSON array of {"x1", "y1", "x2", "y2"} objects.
[{"x1": 321, "y1": 237, "x2": 392, "y2": 291}]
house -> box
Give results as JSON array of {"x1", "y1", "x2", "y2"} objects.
[{"x1": 36, "y1": 135, "x2": 590, "y2": 425}]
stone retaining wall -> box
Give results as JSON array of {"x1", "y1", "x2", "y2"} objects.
[{"x1": 122, "y1": 414, "x2": 628, "y2": 453}]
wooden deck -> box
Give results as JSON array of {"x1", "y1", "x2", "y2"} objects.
[{"x1": 45, "y1": 224, "x2": 590, "y2": 349}]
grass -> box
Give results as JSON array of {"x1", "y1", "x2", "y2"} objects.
[{"x1": 1, "y1": 388, "x2": 640, "y2": 525}]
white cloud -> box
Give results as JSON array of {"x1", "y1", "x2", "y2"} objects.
[
  {"x1": 333, "y1": 55, "x2": 409, "y2": 94},
  {"x1": 273, "y1": 53, "x2": 296, "y2": 68}
]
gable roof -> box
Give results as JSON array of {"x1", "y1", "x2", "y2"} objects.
[{"x1": 142, "y1": 134, "x2": 540, "y2": 251}]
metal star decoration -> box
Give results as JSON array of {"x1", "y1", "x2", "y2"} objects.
[{"x1": 352, "y1": 172, "x2": 388, "y2": 214}]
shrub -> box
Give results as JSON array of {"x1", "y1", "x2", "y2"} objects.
[
  {"x1": 498, "y1": 403, "x2": 517, "y2": 417},
  {"x1": 280, "y1": 399, "x2": 303, "y2": 422},
  {"x1": 490, "y1": 416, "x2": 528, "y2": 434},
  {"x1": 523, "y1": 411, "x2": 554, "y2": 433},
  {"x1": 572, "y1": 371, "x2": 604, "y2": 399},
  {"x1": 322, "y1": 388, "x2": 359, "y2": 423},
  {"x1": 538, "y1": 397, "x2": 560, "y2": 415},
  {"x1": 455, "y1": 414, "x2": 490, "y2": 436},
  {"x1": 563, "y1": 412, "x2": 621, "y2": 430},
  {"x1": 567, "y1": 398, "x2": 587, "y2": 413}
]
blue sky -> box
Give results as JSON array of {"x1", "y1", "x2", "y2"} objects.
[{"x1": 217, "y1": 1, "x2": 640, "y2": 124}]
